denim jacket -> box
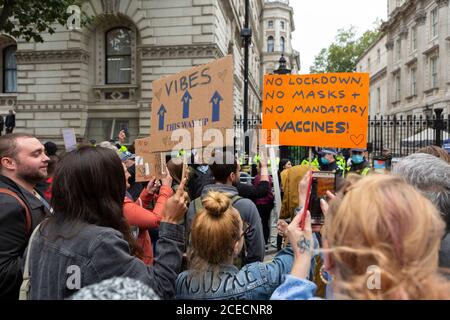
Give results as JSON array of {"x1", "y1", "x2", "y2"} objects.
[
  {"x1": 176, "y1": 247, "x2": 300, "y2": 300},
  {"x1": 29, "y1": 221, "x2": 184, "y2": 300}
]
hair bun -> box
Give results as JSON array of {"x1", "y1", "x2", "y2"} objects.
[{"x1": 202, "y1": 191, "x2": 231, "y2": 217}]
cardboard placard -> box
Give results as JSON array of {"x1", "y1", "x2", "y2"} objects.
[
  {"x1": 262, "y1": 73, "x2": 370, "y2": 148},
  {"x1": 149, "y1": 55, "x2": 234, "y2": 152},
  {"x1": 135, "y1": 137, "x2": 167, "y2": 182},
  {"x1": 61, "y1": 128, "x2": 77, "y2": 152}
]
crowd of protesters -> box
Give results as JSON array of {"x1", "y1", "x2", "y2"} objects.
[{"x1": 0, "y1": 130, "x2": 449, "y2": 300}]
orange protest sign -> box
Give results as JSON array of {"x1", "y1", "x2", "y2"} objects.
[
  {"x1": 149, "y1": 55, "x2": 234, "y2": 152},
  {"x1": 135, "y1": 137, "x2": 167, "y2": 182},
  {"x1": 262, "y1": 73, "x2": 369, "y2": 148}
]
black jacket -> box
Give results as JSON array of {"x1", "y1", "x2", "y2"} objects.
[
  {"x1": 319, "y1": 161, "x2": 344, "y2": 177},
  {"x1": 0, "y1": 116, "x2": 4, "y2": 131},
  {"x1": 236, "y1": 181, "x2": 270, "y2": 201},
  {"x1": 5, "y1": 114, "x2": 15, "y2": 129},
  {"x1": 0, "y1": 175, "x2": 50, "y2": 299}
]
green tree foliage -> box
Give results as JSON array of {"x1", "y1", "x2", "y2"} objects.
[
  {"x1": 0, "y1": 0, "x2": 88, "y2": 42},
  {"x1": 310, "y1": 24, "x2": 381, "y2": 74}
]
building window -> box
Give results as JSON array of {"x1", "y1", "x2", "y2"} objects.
[
  {"x1": 280, "y1": 21, "x2": 285, "y2": 30},
  {"x1": 106, "y1": 28, "x2": 132, "y2": 84},
  {"x1": 396, "y1": 39, "x2": 401, "y2": 61},
  {"x1": 268, "y1": 20, "x2": 273, "y2": 28},
  {"x1": 411, "y1": 26, "x2": 417, "y2": 51},
  {"x1": 267, "y1": 36, "x2": 274, "y2": 52},
  {"x1": 395, "y1": 74, "x2": 401, "y2": 102},
  {"x1": 410, "y1": 67, "x2": 417, "y2": 96},
  {"x1": 431, "y1": 8, "x2": 438, "y2": 38},
  {"x1": 377, "y1": 48, "x2": 381, "y2": 64},
  {"x1": 367, "y1": 58, "x2": 371, "y2": 70},
  {"x1": 3, "y1": 45, "x2": 16, "y2": 93},
  {"x1": 280, "y1": 37, "x2": 285, "y2": 52},
  {"x1": 376, "y1": 87, "x2": 381, "y2": 112},
  {"x1": 430, "y1": 56, "x2": 438, "y2": 88}
]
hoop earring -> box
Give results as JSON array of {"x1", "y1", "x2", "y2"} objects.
[{"x1": 319, "y1": 265, "x2": 333, "y2": 284}]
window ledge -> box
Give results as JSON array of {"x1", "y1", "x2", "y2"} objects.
[
  {"x1": 405, "y1": 56, "x2": 417, "y2": 66},
  {"x1": 423, "y1": 87, "x2": 439, "y2": 95},
  {"x1": 422, "y1": 43, "x2": 439, "y2": 56},
  {"x1": 92, "y1": 84, "x2": 139, "y2": 102},
  {"x1": 92, "y1": 84, "x2": 138, "y2": 90},
  {"x1": 0, "y1": 93, "x2": 18, "y2": 97},
  {"x1": 405, "y1": 94, "x2": 417, "y2": 100}
]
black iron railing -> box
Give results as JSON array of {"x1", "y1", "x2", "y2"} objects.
[{"x1": 234, "y1": 110, "x2": 450, "y2": 160}]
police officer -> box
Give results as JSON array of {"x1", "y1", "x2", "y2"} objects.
[
  {"x1": 347, "y1": 148, "x2": 370, "y2": 176},
  {"x1": 318, "y1": 148, "x2": 344, "y2": 177}
]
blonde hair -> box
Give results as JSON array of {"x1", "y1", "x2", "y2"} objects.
[
  {"x1": 189, "y1": 191, "x2": 241, "y2": 272},
  {"x1": 324, "y1": 174, "x2": 450, "y2": 300}
]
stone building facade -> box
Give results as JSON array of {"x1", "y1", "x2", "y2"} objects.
[
  {"x1": 357, "y1": 0, "x2": 450, "y2": 118},
  {"x1": 0, "y1": 0, "x2": 299, "y2": 146},
  {"x1": 261, "y1": 0, "x2": 300, "y2": 75}
]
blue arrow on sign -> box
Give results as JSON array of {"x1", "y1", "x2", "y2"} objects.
[
  {"x1": 210, "y1": 91, "x2": 223, "y2": 122},
  {"x1": 157, "y1": 104, "x2": 167, "y2": 131},
  {"x1": 181, "y1": 90, "x2": 192, "y2": 119}
]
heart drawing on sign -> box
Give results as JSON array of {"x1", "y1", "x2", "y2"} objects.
[
  {"x1": 218, "y1": 70, "x2": 227, "y2": 82},
  {"x1": 350, "y1": 134, "x2": 364, "y2": 146},
  {"x1": 155, "y1": 88, "x2": 163, "y2": 101}
]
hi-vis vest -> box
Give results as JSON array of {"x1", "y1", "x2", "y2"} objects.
[
  {"x1": 301, "y1": 158, "x2": 319, "y2": 169},
  {"x1": 344, "y1": 165, "x2": 370, "y2": 178}
]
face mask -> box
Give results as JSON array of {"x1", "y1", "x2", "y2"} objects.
[
  {"x1": 320, "y1": 157, "x2": 329, "y2": 165},
  {"x1": 352, "y1": 155, "x2": 364, "y2": 164}
]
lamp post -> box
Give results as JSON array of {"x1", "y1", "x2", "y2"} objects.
[
  {"x1": 273, "y1": 54, "x2": 291, "y2": 75},
  {"x1": 273, "y1": 54, "x2": 291, "y2": 160},
  {"x1": 241, "y1": 0, "x2": 252, "y2": 158}
]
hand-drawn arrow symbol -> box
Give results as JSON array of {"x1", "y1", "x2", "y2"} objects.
[
  {"x1": 210, "y1": 91, "x2": 223, "y2": 122},
  {"x1": 181, "y1": 90, "x2": 192, "y2": 119},
  {"x1": 157, "y1": 104, "x2": 167, "y2": 131}
]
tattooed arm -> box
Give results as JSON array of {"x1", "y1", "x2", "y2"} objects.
[{"x1": 285, "y1": 208, "x2": 314, "y2": 279}]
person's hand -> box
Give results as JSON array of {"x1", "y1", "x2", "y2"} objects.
[
  {"x1": 118, "y1": 130, "x2": 126, "y2": 144},
  {"x1": 146, "y1": 177, "x2": 160, "y2": 195},
  {"x1": 259, "y1": 153, "x2": 268, "y2": 167},
  {"x1": 161, "y1": 168, "x2": 173, "y2": 187},
  {"x1": 277, "y1": 219, "x2": 289, "y2": 236},
  {"x1": 162, "y1": 178, "x2": 188, "y2": 224},
  {"x1": 311, "y1": 191, "x2": 336, "y2": 233},
  {"x1": 288, "y1": 208, "x2": 313, "y2": 257},
  {"x1": 298, "y1": 171, "x2": 312, "y2": 206},
  {"x1": 320, "y1": 190, "x2": 336, "y2": 219},
  {"x1": 287, "y1": 208, "x2": 314, "y2": 279}
]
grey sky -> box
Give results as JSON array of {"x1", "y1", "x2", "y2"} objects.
[{"x1": 290, "y1": 0, "x2": 388, "y2": 73}]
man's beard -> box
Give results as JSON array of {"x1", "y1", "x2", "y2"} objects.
[{"x1": 16, "y1": 161, "x2": 48, "y2": 185}]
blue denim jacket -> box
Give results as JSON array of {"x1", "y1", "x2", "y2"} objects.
[
  {"x1": 270, "y1": 268, "x2": 333, "y2": 300},
  {"x1": 29, "y1": 222, "x2": 185, "y2": 300},
  {"x1": 176, "y1": 247, "x2": 313, "y2": 300}
]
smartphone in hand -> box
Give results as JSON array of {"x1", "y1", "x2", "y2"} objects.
[{"x1": 302, "y1": 171, "x2": 336, "y2": 228}]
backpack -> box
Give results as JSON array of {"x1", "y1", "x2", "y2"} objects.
[
  {"x1": 19, "y1": 224, "x2": 41, "y2": 300},
  {"x1": 0, "y1": 188, "x2": 32, "y2": 237}
]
